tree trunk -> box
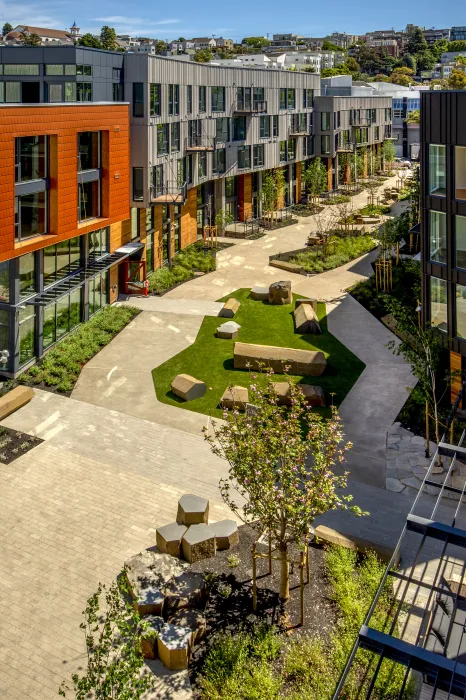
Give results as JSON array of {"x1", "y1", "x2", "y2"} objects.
[{"x1": 279, "y1": 545, "x2": 289, "y2": 601}]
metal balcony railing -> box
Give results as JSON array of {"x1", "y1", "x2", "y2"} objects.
[
  {"x1": 288, "y1": 120, "x2": 310, "y2": 136},
  {"x1": 337, "y1": 141, "x2": 354, "y2": 152},
  {"x1": 185, "y1": 136, "x2": 215, "y2": 151},
  {"x1": 233, "y1": 100, "x2": 267, "y2": 114},
  {"x1": 349, "y1": 116, "x2": 372, "y2": 126},
  {"x1": 151, "y1": 181, "x2": 187, "y2": 205}
]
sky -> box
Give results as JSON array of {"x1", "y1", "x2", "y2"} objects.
[{"x1": 0, "y1": 0, "x2": 464, "y2": 41}]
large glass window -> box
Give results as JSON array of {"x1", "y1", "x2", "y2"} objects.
[
  {"x1": 429, "y1": 211, "x2": 447, "y2": 264},
  {"x1": 146, "y1": 231, "x2": 154, "y2": 272},
  {"x1": 78, "y1": 180, "x2": 101, "y2": 222},
  {"x1": 321, "y1": 112, "x2": 331, "y2": 131},
  {"x1": 15, "y1": 192, "x2": 47, "y2": 241},
  {"x1": 280, "y1": 141, "x2": 287, "y2": 163},
  {"x1": 237, "y1": 87, "x2": 251, "y2": 111},
  {"x1": 213, "y1": 149, "x2": 226, "y2": 174},
  {"x1": 321, "y1": 135, "x2": 330, "y2": 154},
  {"x1": 233, "y1": 117, "x2": 246, "y2": 141},
  {"x1": 0, "y1": 261, "x2": 9, "y2": 303},
  {"x1": 260, "y1": 115, "x2": 270, "y2": 138},
  {"x1": 199, "y1": 86, "x2": 206, "y2": 112},
  {"x1": 430, "y1": 277, "x2": 447, "y2": 331},
  {"x1": 303, "y1": 88, "x2": 313, "y2": 108},
  {"x1": 89, "y1": 271, "x2": 109, "y2": 316},
  {"x1": 170, "y1": 122, "x2": 180, "y2": 152},
  {"x1": 168, "y1": 84, "x2": 179, "y2": 115},
  {"x1": 273, "y1": 115, "x2": 279, "y2": 137},
  {"x1": 225, "y1": 176, "x2": 236, "y2": 198},
  {"x1": 15, "y1": 136, "x2": 47, "y2": 182},
  {"x1": 88, "y1": 228, "x2": 108, "y2": 260},
  {"x1": 253, "y1": 144, "x2": 264, "y2": 168},
  {"x1": 19, "y1": 253, "x2": 35, "y2": 298},
  {"x1": 133, "y1": 168, "x2": 143, "y2": 201},
  {"x1": 457, "y1": 284, "x2": 466, "y2": 339},
  {"x1": 456, "y1": 215, "x2": 466, "y2": 270},
  {"x1": 77, "y1": 65, "x2": 92, "y2": 76},
  {"x1": 287, "y1": 139, "x2": 295, "y2": 161},
  {"x1": 198, "y1": 151, "x2": 207, "y2": 179},
  {"x1": 237, "y1": 146, "x2": 250, "y2": 170},
  {"x1": 211, "y1": 86, "x2": 225, "y2": 112},
  {"x1": 77, "y1": 82, "x2": 92, "y2": 101},
  {"x1": 157, "y1": 123, "x2": 169, "y2": 155},
  {"x1": 287, "y1": 89, "x2": 296, "y2": 109},
  {"x1": 279, "y1": 88, "x2": 286, "y2": 110},
  {"x1": 44, "y1": 236, "x2": 82, "y2": 288},
  {"x1": 4, "y1": 64, "x2": 39, "y2": 75},
  {"x1": 187, "y1": 85, "x2": 192, "y2": 114},
  {"x1": 78, "y1": 132, "x2": 100, "y2": 171},
  {"x1": 18, "y1": 306, "x2": 35, "y2": 366},
  {"x1": 45, "y1": 64, "x2": 63, "y2": 75},
  {"x1": 133, "y1": 83, "x2": 144, "y2": 117},
  {"x1": 216, "y1": 117, "x2": 229, "y2": 143},
  {"x1": 429, "y1": 144, "x2": 446, "y2": 196},
  {"x1": 455, "y1": 146, "x2": 466, "y2": 200},
  {"x1": 1, "y1": 82, "x2": 20, "y2": 102},
  {"x1": 150, "y1": 84, "x2": 161, "y2": 116}
]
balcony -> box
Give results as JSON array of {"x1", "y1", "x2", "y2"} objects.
[
  {"x1": 233, "y1": 100, "x2": 267, "y2": 114},
  {"x1": 337, "y1": 141, "x2": 354, "y2": 152},
  {"x1": 288, "y1": 120, "x2": 310, "y2": 137},
  {"x1": 349, "y1": 116, "x2": 371, "y2": 126},
  {"x1": 185, "y1": 136, "x2": 215, "y2": 152},
  {"x1": 151, "y1": 181, "x2": 187, "y2": 205}
]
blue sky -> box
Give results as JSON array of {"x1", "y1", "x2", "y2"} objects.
[{"x1": 0, "y1": 0, "x2": 464, "y2": 41}]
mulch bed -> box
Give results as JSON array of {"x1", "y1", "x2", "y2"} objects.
[
  {"x1": 0, "y1": 425, "x2": 42, "y2": 464},
  {"x1": 188, "y1": 523, "x2": 337, "y2": 694}
]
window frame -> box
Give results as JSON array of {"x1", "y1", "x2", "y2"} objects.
[
  {"x1": 150, "y1": 83, "x2": 161, "y2": 116},
  {"x1": 211, "y1": 86, "x2": 225, "y2": 112}
]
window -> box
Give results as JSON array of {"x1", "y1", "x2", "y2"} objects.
[
  {"x1": 77, "y1": 82, "x2": 92, "y2": 101},
  {"x1": 157, "y1": 123, "x2": 169, "y2": 155},
  {"x1": 287, "y1": 89, "x2": 295, "y2": 109},
  {"x1": 216, "y1": 117, "x2": 229, "y2": 143},
  {"x1": 260, "y1": 115, "x2": 270, "y2": 138},
  {"x1": 321, "y1": 135, "x2": 330, "y2": 154},
  {"x1": 89, "y1": 271, "x2": 109, "y2": 316},
  {"x1": 187, "y1": 85, "x2": 192, "y2": 114},
  {"x1": 211, "y1": 86, "x2": 225, "y2": 112},
  {"x1": 213, "y1": 149, "x2": 226, "y2": 174},
  {"x1": 334, "y1": 111, "x2": 340, "y2": 129},
  {"x1": 88, "y1": 228, "x2": 108, "y2": 260},
  {"x1": 237, "y1": 87, "x2": 251, "y2": 111},
  {"x1": 65, "y1": 65, "x2": 76, "y2": 75},
  {"x1": 279, "y1": 88, "x2": 286, "y2": 110},
  {"x1": 79, "y1": 180, "x2": 101, "y2": 222},
  {"x1": 173, "y1": 205, "x2": 182, "y2": 254},
  {"x1": 237, "y1": 146, "x2": 251, "y2": 170},
  {"x1": 253, "y1": 87, "x2": 264, "y2": 105},
  {"x1": 198, "y1": 151, "x2": 207, "y2": 179},
  {"x1": 0, "y1": 261, "x2": 9, "y2": 303},
  {"x1": 384, "y1": 125, "x2": 392, "y2": 139},
  {"x1": 133, "y1": 83, "x2": 144, "y2": 117},
  {"x1": 287, "y1": 139, "x2": 295, "y2": 161},
  {"x1": 162, "y1": 206, "x2": 169, "y2": 262},
  {"x1": 429, "y1": 144, "x2": 446, "y2": 196},
  {"x1": 371, "y1": 108, "x2": 377, "y2": 124},
  {"x1": 170, "y1": 122, "x2": 180, "y2": 152},
  {"x1": 225, "y1": 176, "x2": 236, "y2": 198},
  {"x1": 48, "y1": 83, "x2": 64, "y2": 102},
  {"x1": 186, "y1": 155, "x2": 193, "y2": 184},
  {"x1": 113, "y1": 83, "x2": 123, "y2": 101},
  {"x1": 168, "y1": 84, "x2": 179, "y2": 115},
  {"x1": 280, "y1": 140, "x2": 287, "y2": 163},
  {"x1": 456, "y1": 284, "x2": 466, "y2": 339},
  {"x1": 113, "y1": 67, "x2": 121, "y2": 81},
  {"x1": 456, "y1": 215, "x2": 466, "y2": 269},
  {"x1": 374, "y1": 126, "x2": 380, "y2": 141},
  {"x1": 45, "y1": 64, "x2": 63, "y2": 75},
  {"x1": 303, "y1": 88, "x2": 313, "y2": 108},
  {"x1": 15, "y1": 192, "x2": 47, "y2": 241},
  {"x1": 303, "y1": 135, "x2": 313, "y2": 157},
  {"x1": 131, "y1": 208, "x2": 140, "y2": 239},
  {"x1": 43, "y1": 287, "x2": 81, "y2": 350},
  {"x1": 233, "y1": 117, "x2": 246, "y2": 141},
  {"x1": 44, "y1": 236, "x2": 82, "y2": 288},
  {"x1": 133, "y1": 168, "x2": 144, "y2": 201},
  {"x1": 393, "y1": 109, "x2": 403, "y2": 119},
  {"x1": 0, "y1": 82, "x2": 20, "y2": 102},
  {"x1": 321, "y1": 112, "x2": 330, "y2": 131},
  {"x1": 19, "y1": 253, "x2": 35, "y2": 298},
  {"x1": 199, "y1": 86, "x2": 206, "y2": 112},
  {"x1": 152, "y1": 164, "x2": 163, "y2": 195},
  {"x1": 430, "y1": 277, "x2": 447, "y2": 331},
  {"x1": 150, "y1": 84, "x2": 161, "y2": 116},
  {"x1": 4, "y1": 64, "x2": 38, "y2": 75},
  {"x1": 15, "y1": 136, "x2": 47, "y2": 182},
  {"x1": 145, "y1": 207, "x2": 154, "y2": 233},
  {"x1": 253, "y1": 144, "x2": 264, "y2": 168},
  {"x1": 429, "y1": 211, "x2": 447, "y2": 264},
  {"x1": 273, "y1": 115, "x2": 279, "y2": 137},
  {"x1": 78, "y1": 132, "x2": 100, "y2": 171},
  {"x1": 77, "y1": 65, "x2": 92, "y2": 76},
  {"x1": 455, "y1": 146, "x2": 466, "y2": 200},
  {"x1": 146, "y1": 231, "x2": 154, "y2": 273},
  {"x1": 19, "y1": 305, "x2": 35, "y2": 366},
  {"x1": 384, "y1": 107, "x2": 392, "y2": 121},
  {"x1": 355, "y1": 127, "x2": 368, "y2": 144}
]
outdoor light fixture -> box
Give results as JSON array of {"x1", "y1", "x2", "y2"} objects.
[{"x1": 0, "y1": 350, "x2": 9, "y2": 364}]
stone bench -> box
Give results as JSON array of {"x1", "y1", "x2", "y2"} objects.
[
  {"x1": 156, "y1": 522, "x2": 188, "y2": 557},
  {"x1": 181, "y1": 524, "x2": 216, "y2": 563},
  {"x1": 270, "y1": 259, "x2": 303, "y2": 274},
  {"x1": 269, "y1": 280, "x2": 292, "y2": 305},
  {"x1": 171, "y1": 374, "x2": 206, "y2": 402},
  {"x1": 221, "y1": 385, "x2": 249, "y2": 410},
  {"x1": 0, "y1": 386, "x2": 34, "y2": 420},
  {"x1": 157, "y1": 623, "x2": 193, "y2": 671},
  {"x1": 296, "y1": 298, "x2": 318, "y2": 311},
  {"x1": 250, "y1": 286, "x2": 269, "y2": 301},
  {"x1": 272, "y1": 382, "x2": 325, "y2": 407},
  {"x1": 219, "y1": 297, "x2": 240, "y2": 318},
  {"x1": 209, "y1": 519, "x2": 239, "y2": 550},
  {"x1": 234, "y1": 342, "x2": 326, "y2": 377},
  {"x1": 293, "y1": 303, "x2": 321, "y2": 334},
  {"x1": 314, "y1": 525, "x2": 400, "y2": 566},
  {"x1": 217, "y1": 321, "x2": 240, "y2": 339},
  {"x1": 177, "y1": 494, "x2": 209, "y2": 525}
]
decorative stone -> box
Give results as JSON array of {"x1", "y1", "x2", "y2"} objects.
[
  {"x1": 135, "y1": 586, "x2": 165, "y2": 617},
  {"x1": 221, "y1": 385, "x2": 249, "y2": 410},
  {"x1": 139, "y1": 615, "x2": 164, "y2": 659},
  {"x1": 314, "y1": 525, "x2": 400, "y2": 566},
  {"x1": 181, "y1": 524, "x2": 216, "y2": 563},
  {"x1": 386, "y1": 478, "x2": 405, "y2": 493},
  {"x1": 124, "y1": 549, "x2": 188, "y2": 616},
  {"x1": 219, "y1": 297, "x2": 240, "y2": 318},
  {"x1": 177, "y1": 494, "x2": 209, "y2": 525},
  {"x1": 234, "y1": 342, "x2": 326, "y2": 376},
  {"x1": 217, "y1": 321, "x2": 241, "y2": 339},
  {"x1": 157, "y1": 623, "x2": 193, "y2": 671},
  {"x1": 268, "y1": 280, "x2": 292, "y2": 305},
  {"x1": 250, "y1": 286, "x2": 269, "y2": 301},
  {"x1": 271, "y1": 382, "x2": 325, "y2": 407},
  {"x1": 245, "y1": 403, "x2": 261, "y2": 417},
  {"x1": 156, "y1": 522, "x2": 188, "y2": 557},
  {"x1": 293, "y1": 303, "x2": 322, "y2": 334},
  {"x1": 209, "y1": 519, "x2": 239, "y2": 550},
  {"x1": 163, "y1": 571, "x2": 207, "y2": 614},
  {"x1": 171, "y1": 374, "x2": 207, "y2": 402},
  {"x1": 168, "y1": 609, "x2": 207, "y2": 643},
  {"x1": 295, "y1": 298, "x2": 318, "y2": 311}
]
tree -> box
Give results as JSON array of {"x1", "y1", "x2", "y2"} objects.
[
  {"x1": 382, "y1": 139, "x2": 397, "y2": 172},
  {"x1": 204, "y1": 372, "x2": 364, "y2": 601},
  {"x1": 2, "y1": 22, "x2": 12, "y2": 36},
  {"x1": 407, "y1": 26, "x2": 428, "y2": 55},
  {"x1": 215, "y1": 209, "x2": 234, "y2": 234},
  {"x1": 357, "y1": 45, "x2": 384, "y2": 74},
  {"x1": 416, "y1": 49, "x2": 436, "y2": 72},
  {"x1": 374, "y1": 73, "x2": 389, "y2": 82},
  {"x1": 322, "y1": 40, "x2": 345, "y2": 52},
  {"x1": 100, "y1": 25, "x2": 118, "y2": 51},
  {"x1": 430, "y1": 38, "x2": 449, "y2": 61},
  {"x1": 302, "y1": 65, "x2": 316, "y2": 72},
  {"x1": 389, "y1": 71, "x2": 414, "y2": 87},
  {"x1": 193, "y1": 49, "x2": 213, "y2": 63},
  {"x1": 59, "y1": 575, "x2": 155, "y2": 698},
  {"x1": 259, "y1": 169, "x2": 287, "y2": 226},
  {"x1": 321, "y1": 65, "x2": 350, "y2": 77},
  {"x1": 78, "y1": 33, "x2": 102, "y2": 48},
  {"x1": 242, "y1": 36, "x2": 270, "y2": 48},
  {"x1": 448, "y1": 69, "x2": 466, "y2": 90},
  {"x1": 405, "y1": 109, "x2": 420, "y2": 124},
  {"x1": 401, "y1": 53, "x2": 417, "y2": 73},
  {"x1": 20, "y1": 31, "x2": 41, "y2": 46},
  {"x1": 448, "y1": 40, "x2": 466, "y2": 53},
  {"x1": 176, "y1": 36, "x2": 186, "y2": 42},
  {"x1": 303, "y1": 157, "x2": 327, "y2": 199},
  {"x1": 154, "y1": 40, "x2": 167, "y2": 55},
  {"x1": 345, "y1": 56, "x2": 360, "y2": 72}
]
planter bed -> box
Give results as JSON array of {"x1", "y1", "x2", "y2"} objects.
[
  {"x1": 0, "y1": 425, "x2": 42, "y2": 464},
  {"x1": 270, "y1": 234, "x2": 377, "y2": 276}
]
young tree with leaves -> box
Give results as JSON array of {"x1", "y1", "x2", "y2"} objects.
[
  {"x1": 205, "y1": 373, "x2": 364, "y2": 601},
  {"x1": 100, "y1": 26, "x2": 118, "y2": 51},
  {"x1": 259, "y1": 169, "x2": 287, "y2": 227},
  {"x1": 59, "y1": 575, "x2": 155, "y2": 699},
  {"x1": 215, "y1": 208, "x2": 234, "y2": 234},
  {"x1": 382, "y1": 140, "x2": 396, "y2": 173},
  {"x1": 2, "y1": 22, "x2": 12, "y2": 36},
  {"x1": 20, "y1": 31, "x2": 41, "y2": 46},
  {"x1": 193, "y1": 49, "x2": 214, "y2": 63},
  {"x1": 303, "y1": 157, "x2": 327, "y2": 200},
  {"x1": 78, "y1": 33, "x2": 102, "y2": 48}
]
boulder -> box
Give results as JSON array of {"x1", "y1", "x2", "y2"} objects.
[
  {"x1": 156, "y1": 522, "x2": 188, "y2": 557},
  {"x1": 171, "y1": 374, "x2": 207, "y2": 402},
  {"x1": 296, "y1": 298, "x2": 318, "y2": 311},
  {"x1": 246, "y1": 402, "x2": 261, "y2": 417},
  {"x1": 177, "y1": 494, "x2": 209, "y2": 525},
  {"x1": 0, "y1": 386, "x2": 34, "y2": 420},
  {"x1": 234, "y1": 342, "x2": 326, "y2": 377},
  {"x1": 293, "y1": 304, "x2": 322, "y2": 334},
  {"x1": 314, "y1": 525, "x2": 400, "y2": 566},
  {"x1": 268, "y1": 280, "x2": 292, "y2": 305},
  {"x1": 157, "y1": 623, "x2": 193, "y2": 671},
  {"x1": 168, "y1": 609, "x2": 207, "y2": 644},
  {"x1": 124, "y1": 549, "x2": 187, "y2": 616},
  {"x1": 219, "y1": 298, "x2": 240, "y2": 318},
  {"x1": 163, "y1": 571, "x2": 207, "y2": 614},
  {"x1": 250, "y1": 286, "x2": 269, "y2": 301},
  {"x1": 217, "y1": 321, "x2": 241, "y2": 339},
  {"x1": 300, "y1": 384, "x2": 326, "y2": 407},
  {"x1": 139, "y1": 615, "x2": 165, "y2": 659},
  {"x1": 221, "y1": 385, "x2": 249, "y2": 410},
  {"x1": 209, "y1": 519, "x2": 239, "y2": 550},
  {"x1": 181, "y1": 524, "x2": 216, "y2": 564}
]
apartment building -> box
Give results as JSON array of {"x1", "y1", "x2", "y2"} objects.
[
  {"x1": 314, "y1": 94, "x2": 392, "y2": 189},
  {"x1": 451, "y1": 26, "x2": 466, "y2": 42},
  {"x1": 420, "y1": 91, "x2": 466, "y2": 398},
  {"x1": 423, "y1": 27, "x2": 450, "y2": 44}
]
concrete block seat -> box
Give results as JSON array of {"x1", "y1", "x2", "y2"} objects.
[
  {"x1": 124, "y1": 549, "x2": 188, "y2": 617},
  {"x1": 296, "y1": 298, "x2": 318, "y2": 311},
  {"x1": 221, "y1": 385, "x2": 249, "y2": 410},
  {"x1": 181, "y1": 524, "x2": 216, "y2": 563},
  {"x1": 268, "y1": 280, "x2": 292, "y2": 305},
  {"x1": 156, "y1": 522, "x2": 187, "y2": 557},
  {"x1": 314, "y1": 525, "x2": 400, "y2": 566},
  {"x1": 168, "y1": 609, "x2": 207, "y2": 643},
  {"x1": 139, "y1": 615, "x2": 165, "y2": 659},
  {"x1": 0, "y1": 386, "x2": 34, "y2": 420},
  {"x1": 269, "y1": 259, "x2": 303, "y2": 274},
  {"x1": 177, "y1": 494, "x2": 209, "y2": 525},
  {"x1": 157, "y1": 623, "x2": 194, "y2": 671},
  {"x1": 250, "y1": 286, "x2": 269, "y2": 301},
  {"x1": 171, "y1": 374, "x2": 207, "y2": 402},
  {"x1": 234, "y1": 342, "x2": 326, "y2": 376},
  {"x1": 272, "y1": 381, "x2": 325, "y2": 407},
  {"x1": 163, "y1": 571, "x2": 207, "y2": 614},
  {"x1": 209, "y1": 519, "x2": 239, "y2": 550},
  {"x1": 293, "y1": 303, "x2": 322, "y2": 334},
  {"x1": 216, "y1": 321, "x2": 241, "y2": 339},
  {"x1": 219, "y1": 297, "x2": 240, "y2": 318}
]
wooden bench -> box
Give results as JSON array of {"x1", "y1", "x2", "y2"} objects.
[{"x1": 0, "y1": 386, "x2": 34, "y2": 420}]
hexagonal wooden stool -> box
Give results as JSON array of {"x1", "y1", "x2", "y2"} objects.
[
  {"x1": 157, "y1": 623, "x2": 194, "y2": 671},
  {"x1": 177, "y1": 494, "x2": 209, "y2": 525},
  {"x1": 156, "y1": 522, "x2": 187, "y2": 557},
  {"x1": 181, "y1": 524, "x2": 216, "y2": 563},
  {"x1": 209, "y1": 519, "x2": 239, "y2": 550}
]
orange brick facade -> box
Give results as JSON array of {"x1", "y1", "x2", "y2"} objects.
[{"x1": 0, "y1": 104, "x2": 130, "y2": 262}]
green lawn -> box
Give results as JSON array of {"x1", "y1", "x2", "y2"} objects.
[{"x1": 152, "y1": 289, "x2": 365, "y2": 419}]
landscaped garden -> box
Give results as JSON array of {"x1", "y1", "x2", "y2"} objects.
[
  {"x1": 152, "y1": 288, "x2": 365, "y2": 419},
  {"x1": 289, "y1": 234, "x2": 377, "y2": 274}
]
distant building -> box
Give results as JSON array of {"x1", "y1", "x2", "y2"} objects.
[
  {"x1": 367, "y1": 38, "x2": 399, "y2": 57},
  {"x1": 326, "y1": 32, "x2": 357, "y2": 49},
  {"x1": 191, "y1": 38, "x2": 217, "y2": 50},
  {"x1": 423, "y1": 27, "x2": 450, "y2": 44},
  {"x1": 451, "y1": 26, "x2": 466, "y2": 42},
  {"x1": 5, "y1": 24, "x2": 75, "y2": 45}
]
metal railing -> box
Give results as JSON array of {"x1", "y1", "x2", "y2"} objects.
[
  {"x1": 151, "y1": 180, "x2": 187, "y2": 205},
  {"x1": 185, "y1": 135, "x2": 215, "y2": 151},
  {"x1": 289, "y1": 120, "x2": 310, "y2": 136},
  {"x1": 337, "y1": 141, "x2": 354, "y2": 152},
  {"x1": 349, "y1": 116, "x2": 372, "y2": 126},
  {"x1": 233, "y1": 100, "x2": 267, "y2": 113}
]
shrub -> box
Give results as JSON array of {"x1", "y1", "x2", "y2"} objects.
[
  {"x1": 325, "y1": 194, "x2": 351, "y2": 205},
  {"x1": 357, "y1": 203, "x2": 391, "y2": 216},
  {"x1": 291, "y1": 235, "x2": 376, "y2": 274},
  {"x1": 147, "y1": 243, "x2": 216, "y2": 294}
]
